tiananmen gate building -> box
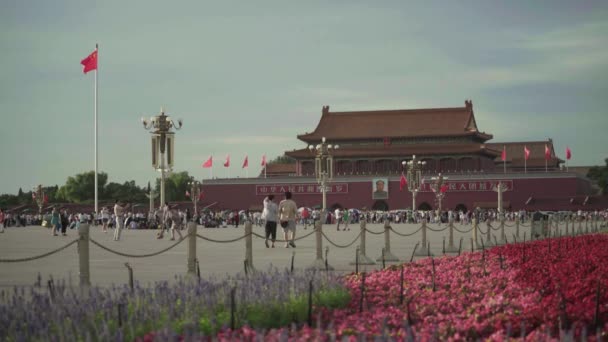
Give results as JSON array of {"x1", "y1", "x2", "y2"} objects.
[{"x1": 201, "y1": 100, "x2": 605, "y2": 212}]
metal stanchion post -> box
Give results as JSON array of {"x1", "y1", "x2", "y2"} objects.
[
  {"x1": 445, "y1": 218, "x2": 458, "y2": 253},
  {"x1": 377, "y1": 220, "x2": 399, "y2": 261},
  {"x1": 415, "y1": 219, "x2": 429, "y2": 256},
  {"x1": 310, "y1": 220, "x2": 329, "y2": 269},
  {"x1": 500, "y1": 217, "x2": 506, "y2": 244},
  {"x1": 351, "y1": 220, "x2": 375, "y2": 265},
  {"x1": 245, "y1": 220, "x2": 254, "y2": 271},
  {"x1": 486, "y1": 220, "x2": 492, "y2": 246},
  {"x1": 187, "y1": 222, "x2": 197, "y2": 275},
  {"x1": 473, "y1": 218, "x2": 479, "y2": 250},
  {"x1": 78, "y1": 223, "x2": 91, "y2": 287},
  {"x1": 515, "y1": 217, "x2": 520, "y2": 239}
]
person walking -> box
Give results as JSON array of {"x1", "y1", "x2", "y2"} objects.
[
  {"x1": 343, "y1": 208, "x2": 350, "y2": 231},
  {"x1": 263, "y1": 195, "x2": 278, "y2": 248},
  {"x1": 168, "y1": 208, "x2": 183, "y2": 241},
  {"x1": 301, "y1": 207, "x2": 310, "y2": 229},
  {"x1": 101, "y1": 207, "x2": 110, "y2": 233},
  {"x1": 278, "y1": 191, "x2": 298, "y2": 248},
  {"x1": 50, "y1": 207, "x2": 60, "y2": 236},
  {"x1": 0, "y1": 209, "x2": 5, "y2": 233},
  {"x1": 113, "y1": 200, "x2": 128, "y2": 241},
  {"x1": 335, "y1": 208, "x2": 342, "y2": 231}
]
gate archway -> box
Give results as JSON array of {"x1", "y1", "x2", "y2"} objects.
[
  {"x1": 418, "y1": 202, "x2": 432, "y2": 211},
  {"x1": 372, "y1": 200, "x2": 389, "y2": 211}
]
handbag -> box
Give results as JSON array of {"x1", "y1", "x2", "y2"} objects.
[{"x1": 280, "y1": 221, "x2": 289, "y2": 228}]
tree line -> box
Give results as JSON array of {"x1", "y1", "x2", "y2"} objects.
[
  {"x1": 0, "y1": 155, "x2": 295, "y2": 208},
  {"x1": 0, "y1": 170, "x2": 196, "y2": 208}
]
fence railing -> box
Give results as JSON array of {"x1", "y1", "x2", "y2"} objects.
[{"x1": 0, "y1": 215, "x2": 605, "y2": 287}]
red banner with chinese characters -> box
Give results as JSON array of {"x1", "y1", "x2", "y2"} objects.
[
  {"x1": 256, "y1": 183, "x2": 349, "y2": 195},
  {"x1": 419, "y1": 180, "x2": 513, "y2": 192}
]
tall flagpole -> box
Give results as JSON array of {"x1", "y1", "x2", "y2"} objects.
[
  {"x1": 503, "y1": 145, "x2": 506, "y2": 174},
  {"x1": 94, "y1": 43, "x2": 99, "y2": 214}
]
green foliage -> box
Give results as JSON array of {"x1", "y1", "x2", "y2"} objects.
[
  {"x1": 62, "y1": 171, "x2": 109, "y2": 203},
  {"x1": 0, "y1": 194, "x2": 19, "y2": 208},
  {"x1": 155, "y1": 171, "x2": 193, "y2": 202},
  {"x1": 586, "y1": 158, "x2": 608, "y2": 194},
  {"x1": 268, "y1": 155, "x2": 295, "y2": 165}
]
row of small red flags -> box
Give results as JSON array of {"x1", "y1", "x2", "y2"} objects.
[
  {"x1": 501, "y1": 145, "x2": 572, "y2": 162},
  {"x1": 201, "y1": 155, "x2": 266, "y2": 169}
]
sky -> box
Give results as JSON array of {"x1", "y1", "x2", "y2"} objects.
[{"x1": 1, "y1": 0, "x2": 607, "y2": 194}]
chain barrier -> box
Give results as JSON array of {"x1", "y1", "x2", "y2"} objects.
[
  {"x1": 426, "y1": 225, "x2": 449, "y2": 232},
  {"x1": 364, "y1": 228, "x2": 385, "y2": 235},
  {"x1": 389, "y1": 226, "x2": 423, "y2": 237},
  {"x1": 486, "y1": 223, "x2": 500, "y2": 231},
  {"x1": 0, "y1": 239, "x2": 78, "y2": 263},
  {"x1": 453, "y1": 226, "x2": 473, "y2": 234},
  {"x1": 251, "y1": 229, "x2": 316, "y2": 243},
  {"x1": 477, "y1": 225, "x2": 488, "y2": 235},
  {"x1": 196, "y1": 233, "x2": 252, "y2": 243},
  {"x1": 321, "y1": 231, "x2": 362, "y2": 249},
  {"x1": 90, "y1": 237, "x2": 185, "y2": 258},
  {"x1": 504, "y1": 222, "x2": 516, "y2": 228},
  {"x1": 520, "y1": 222, "x2": 531, "y2": 228}
]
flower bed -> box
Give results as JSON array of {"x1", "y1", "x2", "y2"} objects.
[
  {"x1": 206, "y1": 235, "x2": 607, "y2": 341},
  {"x1": 0, "y1": 268, "x2": 349, "y2": 341},
  {"x1": 2, "y1": 235, "x2": 607, "y2": 341}
]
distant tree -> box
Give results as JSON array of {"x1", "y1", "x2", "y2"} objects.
[
  {"x1": 587, "y1": 158, "x2": 608, "y2": 194},
  {"x1": 155, "y1": 171, "x2": 193, "y2": 202},
  {"x1": 62, "y1": 171, "x2": 109, "y2": 203},
  {"x1": 268, "y1": 155, "x2": 295, "y2": 165},
  {"x1": 0, "y1": 194, "x2": 19, "y2": 208}
]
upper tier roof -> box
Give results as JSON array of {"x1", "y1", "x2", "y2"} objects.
[{"x1": 297, "y1": 100, "x2": 493, "y2": 142}]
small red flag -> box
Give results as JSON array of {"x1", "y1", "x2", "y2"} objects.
[
  {"x1": 223, "y1": 155, "x2": 230, "y2": 167},
  {"x1": 501, "y1": 146, "x2": 506, "y2": 161},
  {"x1": 80, "y1": 49, "x2": 98, "y2": 74},
  {"x1": 185, "y1": 190, "x2": 190, "y2": 197},
  {"x1": 202, "y1": 156, "x2": 212, "y2": 168},
  {"x1": 566, "y1": 147, "x2": 572, "y2": 160},
  {"x1": 544, "y1": 144, "x2": 551, "y2": 161},
  {"x1": 440, "y1": 185, "x2": 449, "y2": 193},
  {"x1": 399, "y1": 173, "x2": 407, "y2": 191},
  {"x1": 43, "y1": 194, "x2": 48, "y2": 204},
  {"x1": 198, "y1": 191, "x2": 204, "y2": 201},
  {"x1": 524, "y1": 146, "x2": 531, "y2": 161},
  {"x1": 261, "y1": 155, "x2": 267, "y2": 167},
  {"x1": 242, "y1": 156, "x2": 249, "y2": 168}
]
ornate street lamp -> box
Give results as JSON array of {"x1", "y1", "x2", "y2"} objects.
[
  {"x1": 493, "y1": 181, "x2": 509, "y2": 218},
  {"x1": 429, "y1": 173, "x2": 448, "y2": 216},
  {"x1": 402, "y1": 155, "x2": 426, "y2": 211},
  {"x1": 187, "y1": 180, "x2": 202, "y2": 215},
  {"x1": 141, "y1": 107, "x2": 182, "y2": 207},
  {"x1": 32, "y1": 185, "x2": 46, "y2": 215},
  {"x1": 308, "y1": 137, "x2": 339, "y2": 214}
]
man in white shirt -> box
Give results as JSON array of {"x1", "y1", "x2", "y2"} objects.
[
  {"x1": 263, "y1": 195, "x2": 278, "y2": 248},
  {"x1": 113, "y1": 200, "x2": 128, "y2": 241},
  {"x1": 335, "y1": 208, "x2": 342, "y2": 231},
  {"x1": 278, "y1": 192, "x2": 298, "y2": 248}
]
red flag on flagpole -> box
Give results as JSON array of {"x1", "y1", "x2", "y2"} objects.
[
  {"x1": 524, "y1": 146, "x2": 531, "y2": 161},
  {"x1": 501, "y1": 146, "x2": 506, "y2": 161},
  {"x1": 43, "y1": 194, "x2": 48, "y2": 204},
  {"x1": 224, "y1": 155, "x2": 230, "y2": 167},
  {"x1": 261, "y1": 155, "x2": 267, "y2": 167},
  {"x1": 566, "y1": 147, "x2": 572, "y2": 160},
  {"x1": 202, "y1": 156, "x2": 213, "y2": 168},
  {"x1": 440, "y1": 185, "x2": 449, "y2": 193},
  {"x1": 242, "y1": 156, "x2": 248, "y2": 168},
  {"x1": 544, "y1": 144, "x2": 551, "y2": 161},
  {"x1": 80, "y1": 49, "x2": 98, "y2": 74},
  {"x1": 185, "y1": 190, "x2": 190, "y2": 197},
  {"x1": 399, "y1": 173, "x2": 407, "y2": 191}
]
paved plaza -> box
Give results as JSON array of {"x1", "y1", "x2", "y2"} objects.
[{"x1": 0, "y1": 221, "x2": 543, "y2": 287}]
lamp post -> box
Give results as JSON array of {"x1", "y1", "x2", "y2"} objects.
[
  {"x1": 493, "y1": 181, "x2": 509, "y2": 218},
  {"x1": 141, "y1": 108, "x2": 182, "y2": 207},
  {"x1": 429, "y1": 173, "x2": 448, "y2": 217},
  {"x1": 187, "y1": 180, "x2": 202, "y2": 215},
  {"x1": 32, "y1": 185, "x2": 45, "y2": 215},
  {"x1": 308, "y1": 137, "x2": 339, "y2": 215},
  {"x1": 403, "y1": 155, "x2": 426, "y2": 211},
  {"x1": 145, "y1": 188, "x2": 158, "y2": 216},
  {"x1": 308, "y1": 137, "x2": 338, "y2": 270}
]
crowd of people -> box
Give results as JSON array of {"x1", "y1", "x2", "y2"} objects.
[{"x1": 1, "y1": 197, "x2": 606, "y2": 241}]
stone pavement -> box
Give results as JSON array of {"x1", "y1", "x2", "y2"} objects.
[{"x1": 0, "y1": 221, "x2": 529, "y2": 287}]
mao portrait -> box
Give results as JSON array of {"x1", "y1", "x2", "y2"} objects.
[{"x1": 372, "y1": 178, "x2": 389, "y2": 199}]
